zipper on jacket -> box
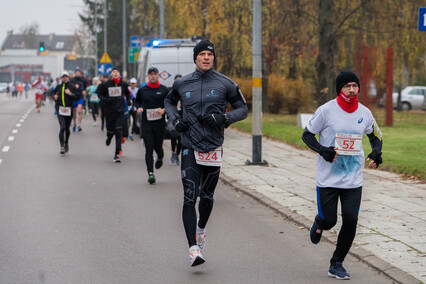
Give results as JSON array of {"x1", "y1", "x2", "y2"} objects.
[{"x1": 200, "y1": 73, "x2": 206, "y2": 141}]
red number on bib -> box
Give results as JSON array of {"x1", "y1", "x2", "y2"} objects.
[{"x1": 211, "y1": 152, "x2": 217, "y2": 161}]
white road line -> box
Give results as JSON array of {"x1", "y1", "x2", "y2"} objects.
[
  {"x1": 0, "y1": 159, "x2": 2, "y2": 165},
  {"x1": 8, "y1": 136, "x2": 14, "y2": 141},
  {"x1": 16, "y1": 123, "x2": 22, "y2": 127},
  {"x1": 19, "y1": 119, "x2": 24, "y2": 122},
  {"x1": 2, "y1": 146, "x2": 10, "y2": 152},
  {"x1": 12, "y1": 129, "x2": 18, "y2": 134}
]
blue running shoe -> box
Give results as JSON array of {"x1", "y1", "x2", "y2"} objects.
[
  {"x1": 328, "y1": 262, "x2": 351, "y2": 280},
  {"x1": 72, "y1": 125, "x2": 76, "y2": 132},
  {"x1": 310, "y1": 221, "x2": 322, "y2": 244}
]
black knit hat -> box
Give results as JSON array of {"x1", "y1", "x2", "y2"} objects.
[
  {"x1": 111, "y1": 66, "x2": 121, "y2": 73},
  {"x1": 193, "y1": 40, "x2": 215, "y2": 62},
  {"x1": 336, "y1": 70, "x2": 360, "y2": 95}
]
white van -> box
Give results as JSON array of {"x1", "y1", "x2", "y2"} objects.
[{"x1": 137, "y1": 39, "x2": 197, "y2": 87}]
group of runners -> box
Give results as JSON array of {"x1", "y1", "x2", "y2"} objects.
[{"x1": 49, "y1": 40, "x2": 383, "y2": 279}]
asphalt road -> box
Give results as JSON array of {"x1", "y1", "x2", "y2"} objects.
[{"x1": 0, "y1": 98, "x2": 394, "y2": 283}]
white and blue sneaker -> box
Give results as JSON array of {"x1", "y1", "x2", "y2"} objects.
[
  {"x1": 189, "y1": 245, "x2": 205, "y2": 267},
  {"x1": 328, "y1": 262, "x2": 351, "y2": 280}
]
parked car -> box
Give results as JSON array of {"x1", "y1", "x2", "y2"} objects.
[
  {"x1": 0, "y1": 82, "x2": 8, "y2": 93},
  {"x1": 392, "y1": 86, "x2": 426, "y2": 111}
]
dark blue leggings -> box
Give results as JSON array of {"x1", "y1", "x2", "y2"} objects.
[
  {"x1": 181, "y1": 147, "x2": 221, "y2": 247},
  {"x1": 315, "y1": 186, "x2": 362, "y2": 265}
]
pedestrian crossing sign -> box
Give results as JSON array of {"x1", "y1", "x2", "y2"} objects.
[{"x1": 100, "y1": 52, "x2": 112, "y2": 63}]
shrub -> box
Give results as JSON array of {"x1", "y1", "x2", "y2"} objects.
[{"x1": 268, "y1": 74, "x2": 314, "y2": 114}]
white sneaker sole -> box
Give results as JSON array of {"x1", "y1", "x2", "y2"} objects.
[{"x1": 328, "y1": 272, "x2": 351, "y2": 280}]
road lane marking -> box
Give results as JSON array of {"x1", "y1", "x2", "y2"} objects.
[
  {"x1": 0, "y1": 159, "x2": 2, "y2": 165},
  {"x1": 2, "y1": 146, "x2": 10, "y2": 152},
  {"x1": 12, "y1": 129, "x2": 18, "y2": 134},
  {"x1": 16, "y1": 123, "x2": 22, "y2": 127},
  {"x1": 8, "y1": 136, "x2": 14, "y2": 141},
  {"x1": 19, "y1": 119, "x2": 24, "y2": 122}
]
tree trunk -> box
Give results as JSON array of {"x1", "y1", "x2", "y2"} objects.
[{"x1": 315, "y1": 0, "x2": 336, "y2": 106}]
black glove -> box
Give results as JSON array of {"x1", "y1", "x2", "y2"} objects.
[
  {"x1": 201, "y1": 113, "x2": 226, "y2": 127},
  {"x1": 174, "y1": 118, "x2": 189, "y2": 133},
  {"x1": 319, "y1": 146, "x2": 336, "y2": 163},
  {"x1": 367, "y1": 150, "x2": 383, "y2": 168}
]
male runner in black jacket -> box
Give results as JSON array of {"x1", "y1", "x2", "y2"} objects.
[
  {"x1": 165, "y1": 40, "x2": 248, "y2": 266},
  {"x1": 98, "y1": 67, "x2": 130, "y2": 163},
  {"x1": 135, "y1": 67, "x2": 170, "y2": 183},
  {"x1": 53, "y1": 72, "x2": 78, "y2": 154}
]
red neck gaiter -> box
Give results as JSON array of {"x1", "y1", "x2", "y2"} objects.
[
  {"x1": 336, "y1": 90, "x2": 359, "y2": 113},
  {"x1": 111, "y1": 77, "x2": 121, "y2": 85},
  {"x1": 148, "y1": 81, "x2": 160, "y2": 89}
]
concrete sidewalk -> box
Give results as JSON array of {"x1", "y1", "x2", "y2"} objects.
[{"x1": 220, "y1": 128, "x2": 425, "y2": 284}]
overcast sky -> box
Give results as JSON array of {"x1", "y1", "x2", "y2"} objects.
[{"x1": 0, "y1": 0, "x2": 85, "y2": 42}]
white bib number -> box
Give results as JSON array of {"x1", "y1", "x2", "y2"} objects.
[
  {"x1": 335, "y1": 133, "x2": 362, "y2": 156},
  {"x1": 194, "y1": 147, "x2": 222, "y2": 167},
  {"x1": 108, "y1": 86, "x2": 122, "y2": 97},
  {"x1": 59, "y1": 106, "x2": 71, "y2": 116},
  {"x1": 90, "y1": 95, "x2": 99, "y2": 102},
  {"x1": 146, "y1": 108, "x2": 162, "y2": 121}
]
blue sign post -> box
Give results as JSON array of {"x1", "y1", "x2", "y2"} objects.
[
  {"x1": 97, "y1": 63, "x2": 113, "y2": 75},
  {"x1": 130, "y1": 36, "x2": 142, "y2": 47},
  {"x1": 419, "y1": 7, "x2": 426, "y2": 31}
]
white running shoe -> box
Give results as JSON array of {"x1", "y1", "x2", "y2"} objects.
[{"x1": 189, "y1": 245, "x2": 205, "y2": 267}]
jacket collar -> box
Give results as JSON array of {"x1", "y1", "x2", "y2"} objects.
[{"x1": 194, "y1": 68, "x2": 214, "y2": 78}]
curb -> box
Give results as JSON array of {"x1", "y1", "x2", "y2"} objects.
[{"x1": 220, "y1": 172, "x2": 421, "y2": 284}]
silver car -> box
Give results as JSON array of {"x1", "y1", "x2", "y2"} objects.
[
  {"x1": 392, "y1": 86, "x2": 426, "y2": 111},
  {"x1": 0, "y1": 82, "x2": 8, "y2": 93}
]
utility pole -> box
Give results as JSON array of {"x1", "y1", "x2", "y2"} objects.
[
  {"x1": 104, "y1": 0, "x2": 107, "y2": 53},
  {"x1": 247, "y1": 0, "x2": 267, "y2": 166},
  {"x1": 160, "y1": 0, "x2": 164, "y2": 38},
  {"x1": 122, "y1": 0, "x2": 127, "y2": 79},
  {"x1": 94, "y1": 0, "x2": 98, "y2": 73}
]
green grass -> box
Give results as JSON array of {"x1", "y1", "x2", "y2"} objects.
[{"x1": 232, "y1": 110, "x2": 426, "y2": 180}]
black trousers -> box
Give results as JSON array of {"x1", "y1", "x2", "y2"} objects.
[
  {"x1": 141, "y1": 123, "x2": 165, "y2": 173},
  {"x1": 315, "y1": 186, "x2": 362, "y2": 265},
  {"x1": 57, "y1": 114, "x2": 73, "y2": 147},
  {"x1": 181, "y1": 147, "x2": 221, "y2": 247},
  {"x1": 106, "y1": 112, "x2": 124, "y2": 155},
  {"x1": 170, "y1": 131, "x2": 182, "y2": 155},
  {"x1": 91, "y1": 102, "x2": 99, "y2": 121}
]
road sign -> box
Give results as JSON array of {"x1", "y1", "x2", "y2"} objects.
[
  {"x1": 130, "y1": 36, "x2": 142, "y2": 47},
  {"x1": 97, "y1": 63, "x2": 113, "y2": 75},
  {"x1": 128, "y1": 47, "x2": 141, "y2": 63},
  {"x1": 100, "y1": 52, "x2": 112, "y2": 63},
  {"x1": 419, "y1": 7, "x2": 426, "y2": 31}
]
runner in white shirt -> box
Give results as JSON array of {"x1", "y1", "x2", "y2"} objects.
[
  {"x1": 32, "y1": 76, "x2": 48, "y2": 113},
  {"x1": 302, "y1": 70, "x2": 383, "y2": 280}
]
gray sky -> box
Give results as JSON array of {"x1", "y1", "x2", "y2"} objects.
[{"x1": 0, "y1": 0, "x2": 85, "y2": 43}]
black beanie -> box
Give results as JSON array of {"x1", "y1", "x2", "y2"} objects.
[
  {"x1": 111, "y1": 66, "x2": 121, "y2": 73},
  {"x1": 336, "y1": 70, "x2": 360, "y2": 95},
  {"x1": 193, "y1": 40, "x2": 215, "y2": 62}
]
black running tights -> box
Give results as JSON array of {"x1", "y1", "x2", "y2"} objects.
[
  {"x1": 57, "y1": 114, "x2": 72, "y2": 147},
  {"x1": 315, "y1": 186, "x2": 362, "y2": 265},
  {"x1": 181, "y1": 147, "x2": 221, "y2": 247}
]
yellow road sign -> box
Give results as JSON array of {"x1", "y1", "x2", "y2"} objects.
[{"x1": 100, "y1": 52, "x2": 112, "y2": 63}]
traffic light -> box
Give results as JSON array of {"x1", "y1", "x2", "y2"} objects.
[{"x1": 39, "y1": 41, "x2": 45, "y2": 52}]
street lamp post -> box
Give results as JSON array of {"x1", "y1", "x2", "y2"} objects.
[{"x1": 247, "y1": 0, "x2": 268, "y2": 166}]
